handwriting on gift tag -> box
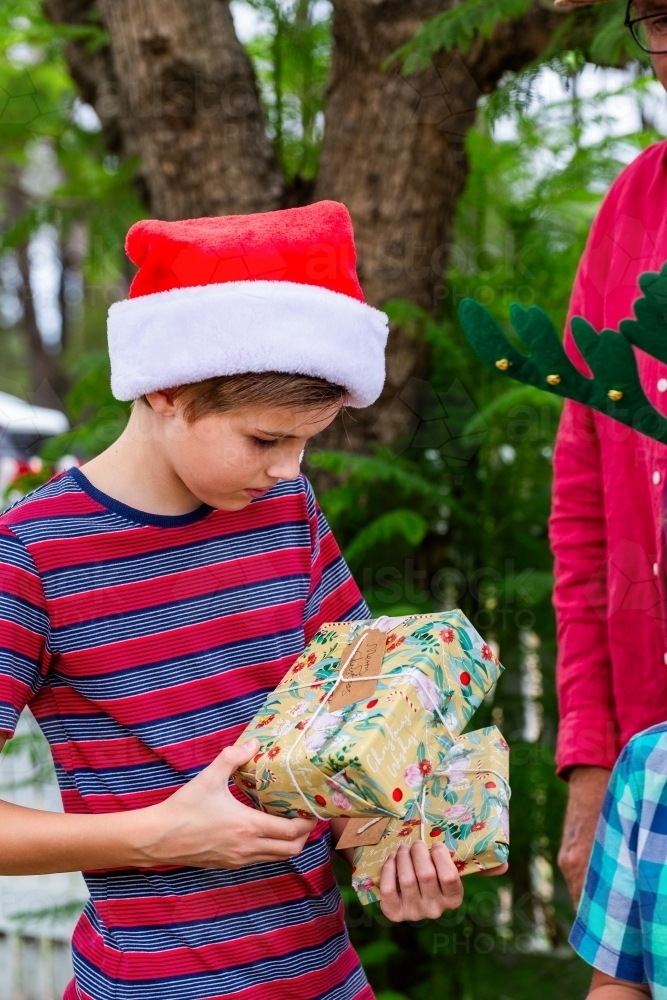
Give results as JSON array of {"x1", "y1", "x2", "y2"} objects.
[{"x1": 329, "y1": 629, "x2": 386, "y2": 711}]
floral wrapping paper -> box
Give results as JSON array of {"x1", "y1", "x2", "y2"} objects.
[
  {"x1": 351, "y1": 726, "x2": 510, "y2": 905},
  {"x1": 233, "y1": 611, "x2": 505, "y2": 823}
]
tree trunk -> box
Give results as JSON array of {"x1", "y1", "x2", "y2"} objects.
[
  {"x1": 46, "y1": 0, "x2": 284, "y2": 219},
  {"x1": 14, "y1": 243, "x2": 72, "y2": 409},
  {"x1": 314, "y1": 0, "x2": 563, "y2": 450},
  {"x1": 96, "y1": 0, "x2": 284, "y2": 219},
  {"x1": 46, "y1": 0, "x2": 562, "y2": 446},
  {"x1": 4, "y1": 182, "x2": 66, "y2": 407}
]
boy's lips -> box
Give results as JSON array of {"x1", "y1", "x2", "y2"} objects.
[{"x1": 246, "y1": 487, "x2": 271, "y2": 498}]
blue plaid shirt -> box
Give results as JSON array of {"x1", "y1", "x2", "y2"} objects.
[{"x1": 571, "y1": 723, "x2": 667, "y2": 995}]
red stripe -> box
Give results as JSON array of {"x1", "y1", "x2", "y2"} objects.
[
  {"x1": 49, "y1": 548, "x2": 311, "y2": 628},
  {"x1": 58, "y1": 605, "x2": 303, "y2": 679},
  {"x1": 30, "y1": 493, "x2": 308, "y2": 572},
  {"x1": 0, "y1": 559, "x2": 45, "y2": 606},
  {"x1": 0, "y1": 675, "x2": 35, "y2": 710},
  {"x1": 3, "y1": 481, "x2": 99, "y2": 528},
  {"x1": 0, "y1": 618, "x2": 46, "y2": 660},
  {"x1": 51, "y1": 727, "x2": 246, "y2": 774},
  {"x1": 73, "y1": 903, "x2": 349, "y2": 979},
  {"x1": 72, "y1": 912, "x2": 370, "y2": 999},
  {"x1": 209, "y1": 948, "x2": 374, "y2": 1000},
  {"x1": 96, "y1": 848, "x2": 333, "y2": 927}
]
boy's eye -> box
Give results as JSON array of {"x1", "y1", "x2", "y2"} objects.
[{"x1": 252, "y1": 437, "x2": 278, "y2": 449}]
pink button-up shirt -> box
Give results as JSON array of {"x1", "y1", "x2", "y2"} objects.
[{"x1": 552, "y1": 139, "x2": 667, "y2": 775}]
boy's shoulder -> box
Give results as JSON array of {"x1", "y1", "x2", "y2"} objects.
[
  {"x1": 611, "y1": 723, "x2": 667, "y2": 805},
  {"x1": 0, "y1": 470, "x2": 317, "y2": 542},
  {"x1": 623, "y1": 722, "x2": 667, "y2": 762},
  {"x1": 1, "y1": 471, "x2": 78, "y2": 535}
]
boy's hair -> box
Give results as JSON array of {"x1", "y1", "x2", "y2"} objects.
[{"x1": 144, "y1": 371, "x2": 348, "y2": 423}]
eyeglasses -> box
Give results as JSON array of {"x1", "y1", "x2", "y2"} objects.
[{"x1": 625, "y1": 0, "x2": 667, "y2": 54}]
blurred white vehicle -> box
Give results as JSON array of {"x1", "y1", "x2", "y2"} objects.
[{"x1": 0, "y1": 392, "x2": 72, "y2": 498}]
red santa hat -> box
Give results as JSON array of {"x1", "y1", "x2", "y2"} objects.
[{"x1": 107, "y1": 201, "x2": 389, "y2": 408}]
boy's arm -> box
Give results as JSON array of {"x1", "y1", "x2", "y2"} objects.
[
  {"x1": 0, "y1": 739, "x2": 317, "y2": 874},
  {"x1": 588, "y1": 970, "x2": 651, "y2": 997}
]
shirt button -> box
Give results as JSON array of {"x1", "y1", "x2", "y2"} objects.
[
  {"x1": 654, "y1": 563, "x2": 660, "y2": 576},
  {"x1": 654, "y1": 471, "x2": 662, "y2": 486},
  {"x1": 659, "y1": 379, "x2": 667, "y2": 392}
]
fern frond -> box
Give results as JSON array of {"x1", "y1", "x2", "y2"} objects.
[
  {"x1": 391, "y1": 0, "x2": 535, "y2": 74},
  {"x1": 307, "y1": 450, "x2": 440, "y2": 500},
  {"x1": 344, "y1": 510, "x2": 429, "y2": 569}
]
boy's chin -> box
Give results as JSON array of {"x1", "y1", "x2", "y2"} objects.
[{"x1": 207, "y1": 490, "x2": 256, "y2": 512}]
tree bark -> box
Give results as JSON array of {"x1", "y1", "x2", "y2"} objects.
[
  {"x1": 43, "y1": 0, "x2": 133, "y2": 161},
  {"x1": 314, "y1": 0, "x2": 563, "y2": 450},
  {"x1": 3, "y1": 182, "x2": 66, "y2": 407},
  {"x1": 97, "y1": 0, "x2": 283, "y2": 219},
  {"x1": 46, "y1": 0, "x2": 284, "y2": 219}
]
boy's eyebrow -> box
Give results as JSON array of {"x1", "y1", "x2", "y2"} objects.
[{"x1": 250, "y1": 427, "x2": 298, "y2": 439}]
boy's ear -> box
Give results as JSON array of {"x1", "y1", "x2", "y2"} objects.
[{"x1": 144, "y1": 390, "x2": 178, "y2": 416}]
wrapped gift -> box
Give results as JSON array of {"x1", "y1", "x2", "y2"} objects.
[
  {"x1": 233, "y1": 611, "x2": 504, "y2": 822},
  {"x1": 349, "y1": 726, "x2": 510, "y2": 905}
]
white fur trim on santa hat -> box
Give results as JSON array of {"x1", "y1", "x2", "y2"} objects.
[{"x1": 107, "y1": 280, "x2": 389, "y2": 408}]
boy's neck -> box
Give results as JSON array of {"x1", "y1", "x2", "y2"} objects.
[{"x1": 79, "y1": 407, "x2": 204, "y2": 517}]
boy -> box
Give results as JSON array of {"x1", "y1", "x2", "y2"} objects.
[
  {"x1": 0, "y1": 202, "x2": 504, "y2": 1000},
  {"x1": 571, "y1": 722, "x2": 667, "y2": 998}
]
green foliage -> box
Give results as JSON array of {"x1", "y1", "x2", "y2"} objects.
[
  {"x1": 0, "y1": 0, "x2": 142, "y2": 394},
  {"x1": 392, "y1": 0, "x2": 535, "y2": 72},
  {"x1": 41, "y1": 351, "x2": 130, "y2": 460},
  {"x1": 393, "y1": 0, "x2": 636, "y2": 87},
  {"x1": 243, "y1": 0, "x2": 331, "y2": 179}
]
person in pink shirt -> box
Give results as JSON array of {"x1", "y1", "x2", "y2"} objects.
[{"x1": 551, "y1": 0, "x2": 667, "y2": 928}]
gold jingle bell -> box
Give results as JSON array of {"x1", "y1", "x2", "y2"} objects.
[
  {"x1": 607, "y1": 389, "x2": 624, "y2": 402},
  {"x1": 495, "y1": 358, "x2": 510, "y2": 371},
  {"x1": 546, "y1": 374, "x2": 561, "y2": 386}
]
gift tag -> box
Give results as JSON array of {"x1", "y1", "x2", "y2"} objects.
[
  {"x1": 335, "y1": 815, "x2": 391, "y2": 849},
  {"x1": 329, "y1": 628, "x2": 386, "y2": 711}
]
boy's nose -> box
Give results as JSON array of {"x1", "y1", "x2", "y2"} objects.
[{"x1": 266, "y1": 450, "x2": 303, "y2": 482}]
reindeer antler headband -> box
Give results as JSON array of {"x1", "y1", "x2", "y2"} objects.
[{"x1": 458, "y1": 264, "x2": 667, "y2": 443}]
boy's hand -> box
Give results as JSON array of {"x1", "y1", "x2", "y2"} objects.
[
  {"x1": 379, "y1": 841, "x2": 508, "y2": 922},
  {"x1": 142, "y1": 739, "x2": 317, "y2": 869}
]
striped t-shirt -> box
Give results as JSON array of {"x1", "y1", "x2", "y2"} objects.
[{"x1": 0, "y1": 468, "x2": 373, "y2": 1000}]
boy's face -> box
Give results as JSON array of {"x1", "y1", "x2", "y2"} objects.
[{"x1": 144, "y1": 392, "x2": 342, "y2": 511}]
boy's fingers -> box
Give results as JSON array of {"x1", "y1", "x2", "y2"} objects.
[
  {"x1": 379, "y1": 852, "x2": 401, "y2": 919},
  {"x1": 395, "y1": 843, "x2": 421, "y2": 903},
  {"x1": 214, "y1": 739, "x2": 261, "y2": 779},
  {"x1": 255, "y1": 836, "x2": 309, "y2": 860},
  {"x1": 410, "y1": 841, "x2": 439, "y2": 896},
  {"x1": 431, "y1": 843, "x2": 464, "y2": 905},
  {"x1": 255, "y1": 813, "x2": 317, "y2": 841}
]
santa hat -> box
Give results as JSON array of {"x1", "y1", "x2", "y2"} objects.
[{"x1": 107, "y1": 201, "x2": 389, "y2": 408}]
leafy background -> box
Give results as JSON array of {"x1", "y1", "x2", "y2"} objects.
[{"x1": 0, "y1": 1, "x2": 665, "y2": 996}]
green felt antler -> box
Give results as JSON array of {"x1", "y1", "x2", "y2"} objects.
[
  {"x1": 619, "y1": 263, "x2": 667, "y2": 363},
  {"x1": 458, "y1": 286, "x2": 667, "y2": 443}
]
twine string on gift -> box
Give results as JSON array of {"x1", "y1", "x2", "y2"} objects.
[
  {"x1": 279, "y1": 627, "x2": 509, "y2": 834},
  {"x1": 283, "y1": 631, "x2": 369, "y2": 820}
]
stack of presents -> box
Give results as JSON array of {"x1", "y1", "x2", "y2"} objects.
[{"x1": 234, "y1": 611, "x2": 510, "y2": 905}]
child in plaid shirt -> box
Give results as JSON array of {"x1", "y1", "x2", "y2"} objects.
[{"x1": 571, "y1": 723, "x2": 667, "y2": 998}]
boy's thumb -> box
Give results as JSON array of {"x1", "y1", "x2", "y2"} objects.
[{"x1": 214, "y1": 739, "x2": 261, "y2": 780}]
